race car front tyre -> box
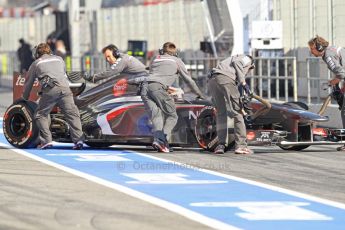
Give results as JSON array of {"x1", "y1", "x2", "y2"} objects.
[
  {"x1": 279, "y1": 125, "x2": 311, "y2": 151},
  {"x1": 85, "y1": 142, "x2": 113, "y2": 148},
  {"x1": 279, "y1": 102, "x2": 310, "y2": 151},
  {"x1": 3, "y1": 100, "x2": 39, "y2": 148},
  {"x1": 279, "y1": 145, "x2": 310, "y2": 151}
]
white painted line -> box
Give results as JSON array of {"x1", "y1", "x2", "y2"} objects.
[
  {"x1": 0, "y1": 142, "x2": 240, "y2": 230},
  {"x1": 133, "y1": 151, "x2": 345, "y2": 210}
]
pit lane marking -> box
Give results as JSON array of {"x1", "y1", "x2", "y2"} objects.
[
  {"x1": 0, "y1": 141, "x2": 239, "y2": 230},
  {"x1": 1, "y1": 128, "x2": 345, "y2": 229},
  {"x1": 136, "y1": 151, "x2": 345, "y2": 210}
]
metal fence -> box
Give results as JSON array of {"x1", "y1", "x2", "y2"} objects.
[
  {"x1": 250, "y1": 57, "x2": 297, "y2": 102},
  {"x1": 183, "y1": 56, "x2": 298, "y2": 102}
]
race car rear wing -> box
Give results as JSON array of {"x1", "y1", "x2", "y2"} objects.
[
  {"x1": 12, "y1": 71, "x2": 85, "y2": 103},
  {"x1": 13, "y1": 71, "x2": 40, "y2": 102}
]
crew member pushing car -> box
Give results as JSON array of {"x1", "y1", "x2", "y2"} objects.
[
  {"x1": 84, "y1": 44, "x2": 147, "y2": 83},
  {"x1": 308, "y1": 35, "x2": 345, "y2": 151},
  {"x1": 141, "y1": 42, "x2": 205, "y2": 153},
  {"x1": 22, "y1": 43, "x2": 84, "y2": 150},
  {"x1": 208, "y1": 54, "x2": 255, "y2": 154}
]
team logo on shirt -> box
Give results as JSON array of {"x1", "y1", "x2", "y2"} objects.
[
  {"x1": 242, "y1": 56, "x2": 251, "y2": 66},
  {"x1": 113, "y1": 78, "x2": 128, "y2": 97},
  {"x1": 325, "y1": 56, "x2": 336, "y2": 71}
]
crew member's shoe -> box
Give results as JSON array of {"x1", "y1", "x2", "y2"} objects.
[
  {"x1": 37, "y1": 142, "x2": 53, "y2": 150},
  {"x1": 336, "y1": 145, "x2": 345, "y2": 151},
  {"x1": 235, "y1": 147, "x2": 253, "y2": 154},
  {"x1": 214, "y1": 145, "x2": 225, "y2": 154},
  {"x1": 152, "y1": 141, "x2": 169, "y2": 153},
  {"x1": 73, "y1": 141, "x2": 84, "y2": 150},
  {"x1": 165, "y1": 142, "x2": 174, "y2": 152}
]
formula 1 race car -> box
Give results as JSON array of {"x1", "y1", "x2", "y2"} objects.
[{"x1": 3, "y1": 72, "x2": 345, "y2": 151}]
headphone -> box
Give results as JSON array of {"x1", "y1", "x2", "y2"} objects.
[
  {"x1": 108, "y1": 44, "x2": 121, "y2": 58},
  {"x1": 246, "y1": 55, "x2": 255, "y2": 69},
  {"x1": 313, "y1": 38, "x2": 325, "y2": 52},
  {"x1": 315, "y1": 42, "x2": 324, "y2": 52},
  {"x1": 158, "y1": 45, "x2": 179, "y2": 57}
]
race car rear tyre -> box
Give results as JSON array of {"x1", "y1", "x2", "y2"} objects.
[
  {"x1": 195, "y1": 106, "x2": 219, "y2": 151},
  {"x1": 3, "y1": 100, "x2": 39, "y2": 148}
]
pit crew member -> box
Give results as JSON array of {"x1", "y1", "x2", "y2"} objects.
[
  {"x1": 84, "y1": 44, "x2": 147, "y2": 83},
  {"x1": 208, "y1": 54, "x2": 255, "y2": 154},
  {"x1": 308, "y1": 35, "x2": 345, "y2": 151},
  {"x1": 22, "y1": 43, "x2": 84, "y2": 150},
  {"x1": 141, "y1": 42, "x2": 205, "y2": 153}
]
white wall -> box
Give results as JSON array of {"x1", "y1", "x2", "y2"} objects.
[
  {"x1": 274, "y1": 0, "x2": 345, "y2": 51},
  {"x1": 96, "y1": 0, "x2": 207, "y2": 52},
  {"x1": 0, "y1": 14, "x2": 55, "y2": 52}
]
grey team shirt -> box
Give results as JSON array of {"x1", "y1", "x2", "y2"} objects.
[
  {"x1": 213, "y1": 54, "x2": 253, "y2": 85},
  {"x1": 322, "y1": 45, "x2": 345, "y2": 79},
  {"x1": 92, "y1": 54, "x2": 147, "y2": 82},
  {"x1": 23, "y1": 54, "x2": 69, "y2": 100},
  {"x1": 146, "y1": 54, "x2": 203, "y2": 97}
]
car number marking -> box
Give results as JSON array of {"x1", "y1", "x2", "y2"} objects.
[
  {"x1": 190, "y1": 201, "x2": 332, "y2": 221},
  {"x1": 122, "y1": 173, "x2": 228, "y2": 184}
]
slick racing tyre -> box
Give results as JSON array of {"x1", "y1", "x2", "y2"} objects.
[
  {"x1": 195, "y1": 106, "x2": 237, "y2": 152},
  {"x1": 85, "y1": 142, "x2": 113, "y2": 148},
  {"x1": 278, "y1": 124, "x2": 311, "y2": 151},
  {"x1": 195, "y1": 106, "x2": 219, "y2": 151},
  {"x1": 3, "y1": 100, "x2": 39, "y2": 148}
]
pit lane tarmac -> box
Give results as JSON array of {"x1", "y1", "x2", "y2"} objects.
[{"x1": 1, "y1": 116, "x2": 345, "y2": 230}]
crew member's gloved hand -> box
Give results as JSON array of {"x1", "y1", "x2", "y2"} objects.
[
  {"x1": 207, "y1": 69, "x2": 215, "y2": 79},
  {"x1": 242, "y1": 84, "x2": 252, "y2": 95},
  {"x1": 83, "y1": 72, "x2": 93, "y2": 82},
  {"x1": 244, "y1": 114, "x2": 253, "y2": 126}
]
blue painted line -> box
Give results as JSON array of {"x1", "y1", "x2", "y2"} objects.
[{"x1": 1, "y1": 119, "x2": 345, "y2": 230}]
